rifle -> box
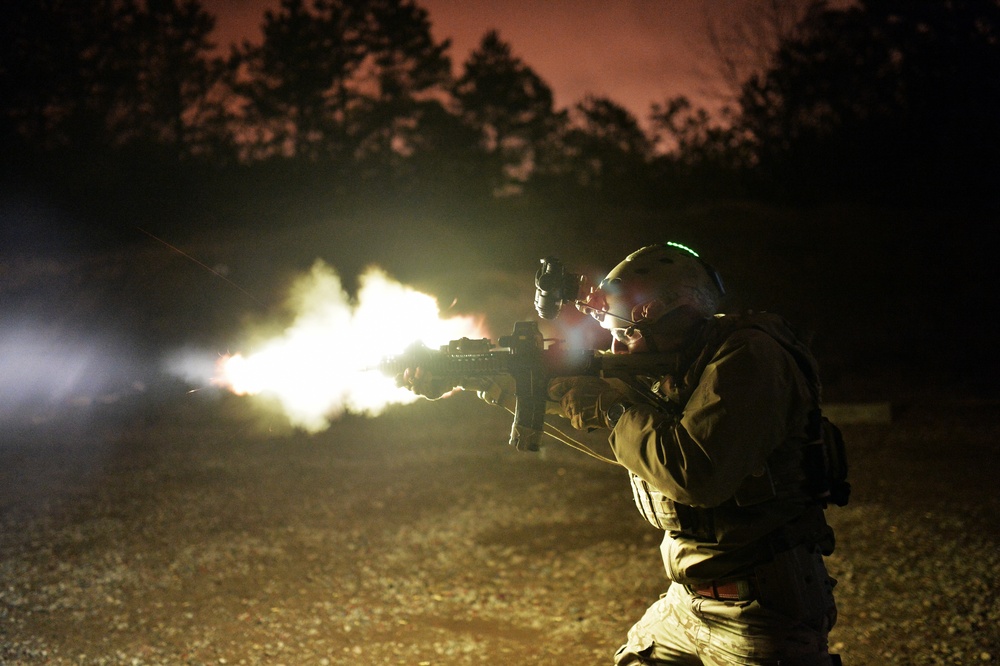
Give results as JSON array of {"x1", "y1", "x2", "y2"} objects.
[{"x1": 376, "y1": 320, "x2": 681, "y2": 452}]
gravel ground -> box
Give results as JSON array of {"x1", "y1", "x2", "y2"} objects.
[{"x1": 1, "y1": 384, "x2": 998, "y2": 665}]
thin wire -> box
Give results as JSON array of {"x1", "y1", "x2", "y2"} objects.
[
  {"x1": 136, "y1": 226, "x2": 265, "y2": 308},
  {"x1": 543, "y1": 422, "x2": 623, "y2": 466},
  {"x1": 574, "y1": 299, "x2": 637, "y2": 325}
]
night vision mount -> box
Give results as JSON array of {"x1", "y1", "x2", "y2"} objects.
[{"x1": 533, "y1": 257, "x2": 584, "y2": 320}]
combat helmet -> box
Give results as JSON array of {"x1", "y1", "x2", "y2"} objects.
[{"x1": 580, "y1": 242, "x2": 725, "y2": 332}]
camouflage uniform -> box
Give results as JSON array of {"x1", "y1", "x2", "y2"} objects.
[{"x1": 608, "y1": 313, "x2": 839, "y2": 665}]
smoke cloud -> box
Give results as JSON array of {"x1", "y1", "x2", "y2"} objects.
[{"x1": 167, "y1": 260, "x2": 488, "y2": 433}]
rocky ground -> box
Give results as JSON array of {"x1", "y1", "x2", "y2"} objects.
[{"x1": 1, "y1": 379, "x2": 998, "y2": 666}]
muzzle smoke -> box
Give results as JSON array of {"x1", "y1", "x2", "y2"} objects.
[{"x1": 173, "y1": 260, "x2": 488, "y2": 432}]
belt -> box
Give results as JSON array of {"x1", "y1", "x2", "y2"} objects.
[{"x1": 686, "y1": 577, "x2": 757, "y2": 602}]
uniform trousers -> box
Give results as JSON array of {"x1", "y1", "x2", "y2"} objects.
[{"x1": 613, "y1": 580, "x2": 838, "y2": 665}]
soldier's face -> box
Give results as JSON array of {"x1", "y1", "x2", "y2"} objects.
[{"x1": 611, "y1": 313, "x2": 700, "y2": 354}]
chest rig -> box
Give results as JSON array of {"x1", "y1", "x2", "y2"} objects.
[{"x1": 624, "y1": 314, "x2": 847, "y2": 549}]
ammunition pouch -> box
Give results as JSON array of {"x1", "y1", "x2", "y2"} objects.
[
  {"x1": 802, "y1": 410, "x2": 851, "y2": 507},
  {"x1": 629, "y1": 473, "x2": 713, "y2": 535}
]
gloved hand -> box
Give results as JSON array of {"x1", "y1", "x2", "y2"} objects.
[
  {"x1": 470, "y1": 374, "x2": 518, "y2": 412},
  {"x1": 396, "y1": 368, "x2": 515, "y2": 406},
  {"x1": 396, "y1": 367, "x2": 456, "y2": 400},
  {"x1": 547, "y1": 376, "x2": 629, "y2": 431}
]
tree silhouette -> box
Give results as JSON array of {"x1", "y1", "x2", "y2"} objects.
[
  {"x1": 652, "y1": 97, "x2": 747, "y2": 168},
  {"x1": 344, "y1": 0, "x2": 453, "y2": 180},
  {"x1": 454, "y1": 30, "x2": 563, "y2": 195},
  {"x1": 230, "y1": 0, "x2": 451, "y2": 172},
  {"x1": 737, "y1": 0, "x2": 1000, "y2": 205},
  {"x1": 649, "y1": 96, "x2": 750, "y2": 201},
  {"x1": 1, "y1": 0, "x2": 127, "y2": 153},
  {"x1": 10, "y1": 0, "x2": 999, "y2": 229},
  {"x1": 119, "y1": 0, "x2": 222, "y2": 158},
  {"x1": 0, "y1": 1, "x2": 223, "y2": 154},
  {"x1": 229, "y1": 0, "x2": 360, "y2": 162},
  {"x1": 702, "y1": 0, "x2": 817, "y2": 105},
  {"x1": 560, "y1": 96, "x2": 652, "y2": 203}
]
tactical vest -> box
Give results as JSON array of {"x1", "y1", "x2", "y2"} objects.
[{"x1": 626, "y1": 313, "x2": 847, "y2": 556}]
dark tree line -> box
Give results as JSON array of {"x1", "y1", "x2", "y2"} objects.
[
  {"x1": 2, "y1": 0, "x2": 998, "y2": 242},
  {"x1": 1, "y1": 0, "x2": 222, "y2": 156},
  {"x1": 738, "y1": 0, "x2": 1000, "y2": 206}
]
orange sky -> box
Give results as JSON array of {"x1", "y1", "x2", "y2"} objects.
[
  {"x1": 420, "y1": 0, "x2": 737, "y2": 119},
  {"x1": 204, "y1": 0, "x2": 760, "y2": 122}
]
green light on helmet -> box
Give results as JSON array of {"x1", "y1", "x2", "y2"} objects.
[{"x1": 666, "y1": 241, "x2": 700, "y2": 258}]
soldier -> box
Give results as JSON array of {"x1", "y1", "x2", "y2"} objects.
[{"x1": 403, "y1": 242, "x2": 845, "y2": 665}]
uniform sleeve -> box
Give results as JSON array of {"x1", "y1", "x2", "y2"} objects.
[{"x1": 609, "y1": 329, "x2": 807, "y2": 508}]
